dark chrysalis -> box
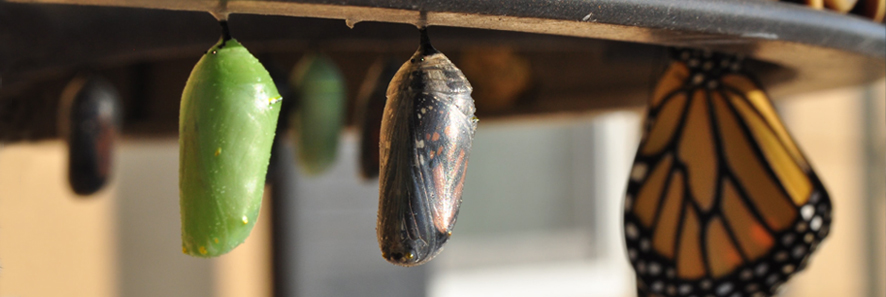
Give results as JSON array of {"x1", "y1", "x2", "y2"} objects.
[
  {"x1": 849, "y1": 0, "x2": 885, "y2": 22},
  {"x1": 59, "y1": 75, "x2": 122, "y2": 196},
  {"x1": 377, "y1": 28, "x2": 478, "y2": 266},
  {"x1": 624, "y1": 48, "x2": 831, "y2": 296},
  {"x1": 356, "y1": 57, "x2": 401, "y2": 180}
]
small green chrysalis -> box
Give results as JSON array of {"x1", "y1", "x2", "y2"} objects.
[
  {"x1": 179, "y1": 22, "x2": 282, "y2": 258},
  {"x1": 289, "y1": 53, "x2": 346, "y2": 175}
]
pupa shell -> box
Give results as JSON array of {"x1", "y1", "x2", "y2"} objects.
[
  {"x1": 179, "y1": 37, "x2": 282, "y2": 257},
  {"x1": 59, "y1": 75, "x2": 122, "y2": 196},
  {"x1": 377, "y1": 30, "x2": 478, "y2": 266}
]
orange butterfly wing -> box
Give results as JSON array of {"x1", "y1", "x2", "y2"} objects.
[{"x1": 623, "y1": 49, "x2": 832, "y2": 297}]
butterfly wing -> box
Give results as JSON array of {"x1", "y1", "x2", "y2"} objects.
[
  {"x1": 624, "y1": 49, "x2": 832, "y2": 297},
  {"x1": 377, "y1": 31, "x2": 477, "y2": 267}
]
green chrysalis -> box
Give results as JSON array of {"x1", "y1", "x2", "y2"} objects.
[
  {"x1": 289, "y1": 53, "x2": 346, "y2": 175},
  {"x1": 179, "y1": 23, "x2": 282, "y2": 258}
]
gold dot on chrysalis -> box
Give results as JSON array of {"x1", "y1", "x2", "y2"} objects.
[
  {"x1": 242, "y1": 216, "x2": 249, "y2": 225},
  {"x1": 199, "y1": 246, "x2": 208, "y2": 255},
  {"x1": 213, "y1": 238, "x2": 219, "y2": 244},
  {"x1": 182, "y1": 247, "x2": 188, "y2": 254},
  {"x1": 214, "y1": 148, "x2": 222, "y2": 156}
]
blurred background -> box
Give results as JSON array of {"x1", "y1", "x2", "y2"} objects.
[
  {"x1": 2, "y1": 82, "x2": 883, "y2": 297},
  {"x1": 0, "y1": 2, "x2": 884, "y2": 297}
]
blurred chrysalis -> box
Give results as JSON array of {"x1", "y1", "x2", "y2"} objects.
[
  {"x1": 355, "y1": 57, "x2": 400, "y2": 179},
  {"x1": 59, "y1": 75, "x2": 122, "y2": 196},
  {"x1": 289, "y1": 53, "x2": 346, "y2": 176},
  {"x1": 179, "y1": 21, "x2": 282, "y2": 257},
  {"x1": 458, "y1": 46, "x2": 532, "y2": 113},
  {"x1": 377, "y1": 28, "x2": 478, "y2": 266},
  {"x1": 849, "y1": 0, "x2": 885, "y2": 22}
]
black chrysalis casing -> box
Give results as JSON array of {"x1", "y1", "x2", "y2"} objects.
[
  {"x1": 59, "y1": 75, "x2": 122, "y2": 196},
  {"x1": 377, "y1": 29, "x2": 478, "y2": 266},
  {"x1": 356, "y1": 58, "x2": 401, "y2": 179}
]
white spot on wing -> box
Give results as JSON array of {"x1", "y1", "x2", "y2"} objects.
[
  {"x1": 651, "y1": 281, "x2": 664, "y2": 292},
  {"x1": 630, "y1": 163, "x2": 647, "y2": 181},
  {"x1": 715, "y1": 282, "x2": 733, "y2": 296},
  {"x1": 678, "y1": 284, "x2": 692, "y2": 295},
  {"x1": 648, "y1": 262, "x2": 661, "y2": 275},
  {"x1": 800, "y1": 205, "x2": 814, "y2": 221},
  {"x1": 625, "y1": 222, "x2": 639, "y2": 240},
  {"x1": 810, "y1": 216, "x2": 822, "y2": 231}
]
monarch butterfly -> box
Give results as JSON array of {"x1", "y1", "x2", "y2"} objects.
[
  {"x1": 180, "y1": 21, "x2": 282, "y2": 257},
  {"x1": 377, "y1": 28, "x2": 478, "y2": 266},
  {"x1": 289, "y1": 53, "x2": 346, "y2": 176},
  {"x1": 623, "y1": 48, "x2": 832, "y2": 296},
  {"x1": 356, "y1": 57, "x2": 401, "y2": 179},
  {"x1": 59, "y1": 75, "x2": 121, "y2": 196}
]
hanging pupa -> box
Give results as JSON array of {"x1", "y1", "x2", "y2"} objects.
[
  {"x1": 289, "y1": 53, "x2": 346, "y2": 176},
  {"x1": 356, "y1": 57, "x2": 401, "y2": 179},
  {"x1": 179, "y1": 21, "x2": 282, "y2": 257},
  {"x1": 377, "y1": 28, "x2": 478, "y2": 266},
  {"x1": 59, "y1": 75, "x2": 122, "y2": 197}
]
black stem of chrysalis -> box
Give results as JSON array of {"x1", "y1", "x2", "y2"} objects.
[
  {"x1": 418, "y1": 28, "x2": 439, "y2": 56},
  {"x1": 219, "y1": 21, "x2": 232, "y2": 47}
]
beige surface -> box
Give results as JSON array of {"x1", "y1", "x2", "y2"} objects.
[
  {"x1": 114, "y1": 139, "x2": 271, "y2": 297},
  {"x1": 0, "y1": 141, "x2": 117, "y2": 297},
  {"x1": 874, "y1": 82, "x2": 885, "y2": 297},
  {"x1": 114, "y1": 140, "x2": 215, "y2": 297},
  {"x1": 779, "y1": 85, "x2": 872, "y2": 297}
]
